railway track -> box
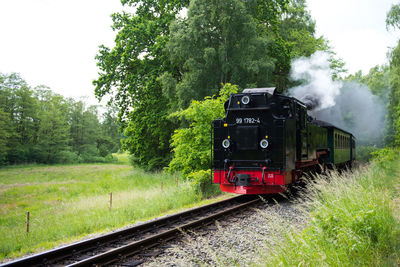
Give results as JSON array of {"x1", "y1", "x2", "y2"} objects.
[{"x1": 1, "y1": 195, "x2": 261, "y2": 267}]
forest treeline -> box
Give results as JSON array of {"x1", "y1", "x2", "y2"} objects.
[{"x1": 0, "y1": 73, "x2": 121, "y2": 165}]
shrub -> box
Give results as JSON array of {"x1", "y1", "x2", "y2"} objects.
[
  {"x1": 187, "y1": 170, "x2": 220, "y2": 197},
  {"x1": 371, "y1": 147, "x2": 397, "y2": 168},
  {"x1": 167, "y1": 83, "x2": 238, "y2": 177},
  {"x1": 104, "y1": 154, "x2": 118, "y2": 163},
  {"x1": 356, "y1": 145, "x2": 379, "y2": 162},
  {"x1": 56, "y1": 151, "x2": 79, "y2": 164}
]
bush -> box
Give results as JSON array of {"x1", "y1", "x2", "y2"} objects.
[
  {"x1": 371, "y1": 147, "x2": 398, "y2": 168},
  {"x1": 104, "y1": 154, "x2": 118, "y2": 163},
  {"x1": 56, "y1": 151, "x2": 79, "y2": 164},
  {"x1": 167, "y1": 83, "x2": 238, "y2": 177},
  {"x1": 128, "y1": 154, "x2": 169, "y2": 171},
  {"x1": 79, "y1": 144, "x2": 116, "y2": 163},
  {"x1": 356, "y1": 145, "x2": 379, "y2": 162},
  {"x1": 187, "y1": 170, "x2": 220, "y2": 197}
]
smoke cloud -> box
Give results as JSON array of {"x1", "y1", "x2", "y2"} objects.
[
  {"x1": 289, "y1": 51, "x2": 386, "y2": 145},
  {"x1": 290, "y1": 51, "x2": 342, "y2": 111}
]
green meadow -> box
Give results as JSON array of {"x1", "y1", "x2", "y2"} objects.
[{"x1": 0, "y1": 156, "x2": 226, "y2": 260}]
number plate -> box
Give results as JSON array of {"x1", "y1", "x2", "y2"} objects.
[{"x1": 236, "y1": 117, "x2": 260, "y2": 124}]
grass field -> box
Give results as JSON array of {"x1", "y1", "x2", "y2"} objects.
[{"x1": 0, "y1": 155, "x2": 226, "y2": 261}]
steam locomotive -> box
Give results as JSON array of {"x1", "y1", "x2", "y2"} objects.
[{"x1": 212, "y1": 88, "x2": 355, "y2": 194}]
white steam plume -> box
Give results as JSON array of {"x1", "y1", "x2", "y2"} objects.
[
  {"x1": 289, "y1": 51, "x2": 386, "y2": 146},
  {"x1": 290, "y1": 51, "x2": 342, "y2": 110}
]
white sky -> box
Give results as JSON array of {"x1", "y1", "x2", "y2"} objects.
[
  {"x1": 0, "y1": 0, "x2": 124, "y2": 105},
  {"x1": 0, "y1": 0, "x2": 399, "y2": 103},
  {"x1": 307, "y1": 0, "x2": 399, "y2": 74}
]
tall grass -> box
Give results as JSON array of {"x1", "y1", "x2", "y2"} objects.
[
  {"x1": 264, "y1": 150, "x2": 400, "y2": 266},
  {"x1": 0, "y1": 163, "x2": 224, "y2": 260}
]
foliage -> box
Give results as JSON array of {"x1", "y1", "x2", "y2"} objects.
[
  {"x1": 386, "y1": 40, "x2": 400, "y2": 145},
  {"x1": 0, "y1": 108, "x2": 12, "y2": 164},
  {"x1": 275, "y1": 0, "x2": 343, "y2": 86},
  {"x1": 0, "y1": 73, "x2": 37, "y2": 163},
  {"x1": 371, "y1": 147, "x2": 398, "y2": 167},
  {"x1": 34, "y1": 87, "x2": 71, "y2": 163},
  {"x1": 278, "y1": 0, "x2": 320, "y2": 59},
  {"x1": 386, "y1": 3, "x2": 400, "y2": 30},
  {"x1": 346, "y1": 65, "x2": 390, "y2": 102},
  {"x1": 0, "y1": 73, "x2": 121, "y2": 165},
  {"x1": 93, "y1": 0, "x2": 189, "y2": 171},
  {"x1": 167, "y1": 83, "x2": 238, "y2": 177},
  {"x1": 121, "y1": 82, "x2": 176, "y2": 171},
  {"x1": 356, "y1": 145, "x2": 379, "y2": 162},
  {"x1": 163, "y1": 0, "x2": 276, "y2": 108},
  {"x1": 385, "y1": 3, "x2": 400, "y2": 145},
  {"x1": 186, "y1": 169, "x2": 221, "y2": 197},
  {"x1": 94, "y1": 0, "x2": 327, "y2": 169}
]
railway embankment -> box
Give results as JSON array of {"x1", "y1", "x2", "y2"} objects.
[{"x1": 145, "y1": 148, "x2": 400, "y2": 266}]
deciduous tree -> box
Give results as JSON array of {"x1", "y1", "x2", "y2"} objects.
[
  {"x1": 167, "y1": 83, "x2": 238, "y2": 176},
  {"x1": 386, "y1": 3, "x2": 400, "y2": 145},
  {"x1": 163, "y1": 0, "x2": 276, "y2": 108},
  {"x1": 94, "y1": 0, "x2": 188, "y2": 170}
]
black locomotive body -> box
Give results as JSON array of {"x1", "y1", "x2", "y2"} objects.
[{"x1": 212, "y1": 88, "x2": 355, "y2": 194}]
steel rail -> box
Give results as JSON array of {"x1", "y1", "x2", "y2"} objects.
[
  {"x1": 1, "y1": 195, "x2": 258, "y2": 267},
  {"x1": 68, "y1": 198, "x2": 260, "y2": 266}
]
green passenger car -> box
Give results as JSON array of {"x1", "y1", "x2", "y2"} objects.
[{"x1": 312, "y1": 120, "x2": 355, "y2": 166}]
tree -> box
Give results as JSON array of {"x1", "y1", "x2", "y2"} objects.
[
  {"x1": 346, "y1": 65, "x2": 390, "y2": 102},
  {"x1": 14, "y1": 84, "x2": 38, "y2": 161},
  {"x1": 0, "y1": 72, "x2": 123, "y2": 165},
  {"x1": 167, "y1": 83, "x2": 238, "y2": 176},
  {"x1": 163, "y1": 0, "x2": 276, "y2": 108},
  {"x1": 385, "y1": 3, "x2": 400, "y2": 145},
  {"x1": 99, "y1": 105, "x2": 123, "y2": 156},
  {"x1": 386, "y1": 3, "x2": 400, "y2": 30},
  {"x1": 0, "y1": 73, "x2": 38, "y2": 163},
  {"x1": 386, "y1": 42, "x2": 400, "y2": 145},
  {"x1": 121, "y1": 81, "x2": 176, "y2": 170},
  {"x1": 94, "y1": 0, "x2": 188, "y2": 122},
  {"x1": 69, "y1": 101, "x2": 101, "y2": 156},
  {"x1": 34, "y1": 88, "x2": 71, "y2": 163},
  {"x1": 0, "y1": 108, "x2": 12, "y2": 164},
  {"x1": 94, "y1": 0, "x2": 188, "y2": 170},
  {"x1": 93, "y1": 0, "x2": 336, "y2": 170}
]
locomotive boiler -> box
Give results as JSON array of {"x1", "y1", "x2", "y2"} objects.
[{"x1": 212, "y1": 88, "x2": 355, "y2": 194}]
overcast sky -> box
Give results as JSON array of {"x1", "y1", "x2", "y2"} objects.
[
  {"x1": 0, "y1": 0, "x2": 399, "y2": 104},
  {"x1": 307, "y1": 0, "x2": 399, "y2": 74}
]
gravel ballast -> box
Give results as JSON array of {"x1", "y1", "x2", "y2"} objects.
[{"x1": 142, "y1": 198, "x2": 307, "y2": 266}]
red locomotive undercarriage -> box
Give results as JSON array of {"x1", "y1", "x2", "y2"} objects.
[
  {"x1": 213, "y1": 151, "x2": 327, "y2": 195},
  {"x1": 213, "y1": 169, "x2": 289, "y2": 194}
]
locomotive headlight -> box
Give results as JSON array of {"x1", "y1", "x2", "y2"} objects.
[
  {"x1": 241, "y1": 95, "x2": 250, "y2": 105},
  {"x1": 222, "y1": 139, "x2": 230, "y2": 149},
  {"x1": 260, "y1": 139, "x2": 269, "y2": 149}
]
